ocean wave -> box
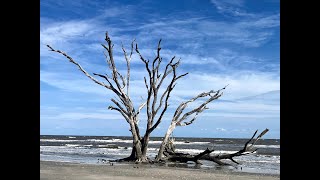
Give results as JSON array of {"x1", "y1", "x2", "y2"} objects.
[
  {"x1": 41, "y1": 138, "x2": 212, "y2": 145},
  {"x1": 86, "y1": 139, "x2": 133, "y2": 143},
  {"x1": 40, "y1": 146, "x2": 132, "y2": 156},
  {"x1": 65, "y1": 144, "x2": 80, "y2": 147},
  {"x1": 174, "y1": 149, "x2": 239, "y2": 155},
  {"x1": 40, "y1": 138, "x2": 133, "y2": 143},
  {"x1": 40, "y1": 139, "x2": 79, "y2": 142},
  {"x1": 254, "y1": 145, "x2": 280, "y2": 148},
  {"x1": 148, "y1": 141, "x2": 163, "y2": 144},
  {"x1": 175, "y1": 141, "x2": 211, "y2": 145},
  {"x1": 64, "y1": 144, "x2": 93, "y2": 148},
  {"x1": 245, "y1": 160, "x2": 280, "y2": 163},
  {"x1": 148, "y1": 141, "x2": 211, "y2": 145}
]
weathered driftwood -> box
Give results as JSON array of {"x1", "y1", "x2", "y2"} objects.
[
  {"x1": 161, "y1": 129, "x2": 269, "y2": 165},
  {"x1": 164, "y1": 147, "x2": 214, "y2": 164},
  {"x1": 48, "y1": 32, "x2": 190, "y2": 163}
]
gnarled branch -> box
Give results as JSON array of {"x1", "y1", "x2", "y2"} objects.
[
  {"x1": 200, "y1": 128, "x2": 269, "y2": 164},
  {"x1": 46, "y1": 45, "x2": 110, "y2": 89}
]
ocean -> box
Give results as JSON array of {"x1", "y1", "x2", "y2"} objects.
[{"x1": 40, "y1": 135, "x2": 280, "y2": 175}]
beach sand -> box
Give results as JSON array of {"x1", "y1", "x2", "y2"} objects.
[{"x1": 40, "y1": 161, "x2": 279, "y2": 180}]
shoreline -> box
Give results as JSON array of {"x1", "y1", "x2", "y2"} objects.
[{"x1": 40, "y1": 160, "x2": 280, "y2": 180}]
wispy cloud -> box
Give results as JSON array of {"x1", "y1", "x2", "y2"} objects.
[
  {"x1": 210, "y1": 0, "x2": 253, "y2": 17},
  {"x1": 172, "y1": 72, "x2": 279, "y2": 99},
  {"x1": 216, "y1": 127, "x2": 227, "y2": 131},
  {"x1": 43, "y1": 111, "x2": 123, "y2": 121},
  {"x1": 40, "y1": 20, "x2": 93, "y2": 44},
  {"x1": 135, "y1": 14, "x2": 279, "y2": 48},
  {"x1": 41, "y1": 67, "x2": 279, "y2": 101}
]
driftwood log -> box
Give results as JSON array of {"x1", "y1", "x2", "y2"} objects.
[{"x1": 161, "y1": 129, "x2": 269, "y2": 165}]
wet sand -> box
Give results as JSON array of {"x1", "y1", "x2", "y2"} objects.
[{"x1": 40, "y1": 161, "x2": 279, "y2": 180}]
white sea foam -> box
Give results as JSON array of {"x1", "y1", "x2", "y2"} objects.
[
  {"x1": 148, "y1": 141, "x2": 211, "y2": 145},
  {"x1": 40, "y1": 139, "x2": 79, "y2": 142},
  {"x1": 63, "y1": 144, "x2": 93, "y2": 148},
  {"x1": 97, "y1": 145, "x2": 108, "y2": 147},
  {"x1": 40, "y1": 138, "x2": 133, "y2": 143},
  {"x1": 254, "y1": 145, "x2": 280, "y2": 148},
  {"x1": 86, "y1": 139, "x2": 133, "y2": 143},
  {"x1": 245, "y1": 160, "x2": 280, "y2": 163},
  {"x1": 40, "y1": 138, "x2": 212, "y2": 145},
  {"x1": 134, "y1": 147, "x2": 242, "y2": 155},
  {"x1": 174, "y1": 149, "x2": 238, "y2": 155},
  {"x1": 148, "y1": 141, "x2": 163, "y2": 144},
  {"x1": 40, "y1": 145, "x2": 132, "y2": 156},
  {"x1": 65, "y1": 144, "x2": 80, "y2": 147},
  {"x1": 174, "y1": 141, "x2": 211, "y2": 145},
  {"x1": 211, "y1": 150, "x2": 240, "y2": 154}
]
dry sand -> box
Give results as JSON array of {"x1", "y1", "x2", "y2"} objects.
[{"x1": 40, "y1": 161, "x2": 280, "y2": 180}]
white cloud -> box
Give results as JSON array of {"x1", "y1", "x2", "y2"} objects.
[
  {"x1": 136, "y1": 13, "x2": 279, "y2": 48},
  {"x1": 41, "y1": 67, "x2": 279, "y2": 103},
  {"x1": 99, "y1": 6, "x2": 135, "y2": 19},
  {"x1": 171, "y1": 72, "x2": 279, "y2": 100},
  {"x1": 216, "y1": 128, "x2": 227, "y2": 131},
  {"x1": 239, "y1": 14, "x2": 280, "y2": 28},
  {"x1": 40, "y1": 53, "x2": 280, "y2": 114},
  {"x1": 49, "y1": 112, "x2": 123, "y2": 121},
  {"x1": 40, "y1": 19, "x2": 101, "y2": 60},
  {"x1": 40, "y1": 70, "x2": 108, "y2": 96},
  {"x1": 40, "y1": 20, "x2": 95, "y2": 44},
  {"x1": 210, "y1": 0, "x2": 253, "y2": 17},
  {"x1": 40, "y1": 105, "x2": 125, "y2": 122}
]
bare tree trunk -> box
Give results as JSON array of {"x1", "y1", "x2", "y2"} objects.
[
  {"x1": 141, "y1": 135, "x2": 149, "y2": 157},
  {"x1": 156, "y1": 122, "x2": 176, "y2": 161},
  {"x1": 129, "y1": 121, "x2": 143, "y2": 159},
  {"x1": 47, "y1": 32, "x2": 150, "y2": 162},
  {"x1": 135, "y1": 40, "x2": 188, "y2": 160}
]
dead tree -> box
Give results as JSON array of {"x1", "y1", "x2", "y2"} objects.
[
  {"x1": 47, "y1": 32, "x2": 187, "y2": 163},
  {"x1": 47, "y1": 32, "x2": 268, "y2": 165},
  {"x1": 47, "y1": 32, "x2": 148, "y2": 161}
]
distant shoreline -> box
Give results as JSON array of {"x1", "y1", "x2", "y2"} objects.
[{"x1": 40, "y1": 160, "x2": 280, "y2": 180}]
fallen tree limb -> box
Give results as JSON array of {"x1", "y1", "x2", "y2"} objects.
[
  {"x1": 163, "y1": 128, "x2": 269, "y2": 165},
  {"x1": 164, "y1": 148, "x2": 214, "y2": 164}
]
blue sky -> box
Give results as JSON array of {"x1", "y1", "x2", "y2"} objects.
[{"x1": 40, "y1": 0, "x2": 280, "y2": 138}]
